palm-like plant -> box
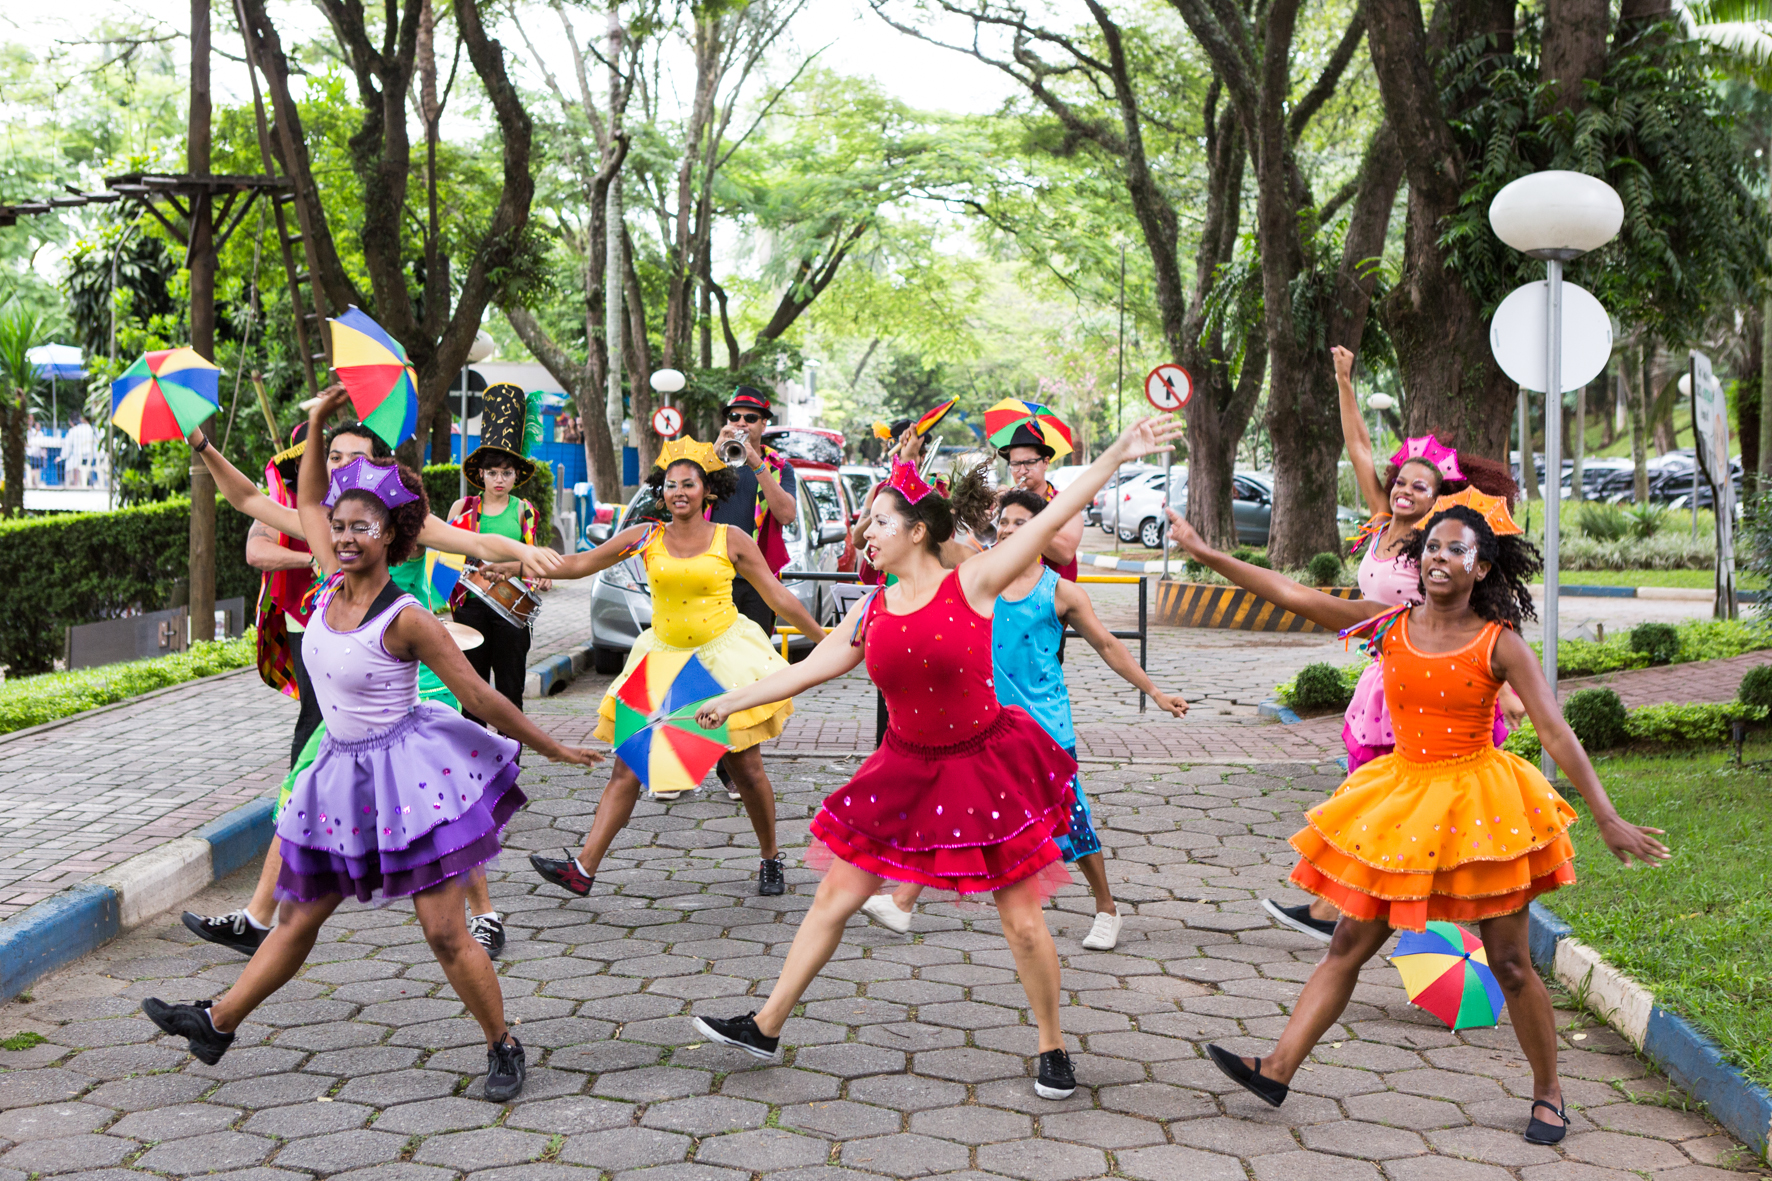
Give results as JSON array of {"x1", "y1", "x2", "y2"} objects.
[
  {"x1": 0, "y1": 302, "x2": 50, "y2": 516},
  {"x1": 1684, "y1": 0, "x2": 1772, "y2": 84}
]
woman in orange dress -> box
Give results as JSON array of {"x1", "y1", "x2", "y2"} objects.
[{"x1": 1166, "y1": 489, "x2": 1670, "y2": 1146}]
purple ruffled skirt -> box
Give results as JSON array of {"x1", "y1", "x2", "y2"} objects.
[{"x1": 275, "y1": 702, "x2": 527, "y2": 903}]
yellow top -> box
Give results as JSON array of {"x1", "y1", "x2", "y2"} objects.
[{"x1": 644, "y1": 524, "x2": 739, "y2": 649}]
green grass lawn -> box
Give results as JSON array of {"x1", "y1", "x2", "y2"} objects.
[
  {"x1": 1539, "y1": 568, "x2": 1767, "y2": 590},
  {"x1": 0, "y1": 634, "x2": 257, "y2": 735},
  {"x1": 1550, "y1": 748, "x2": 1772, "y2": 1090}
]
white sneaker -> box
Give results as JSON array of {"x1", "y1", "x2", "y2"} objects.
[
  {"x1": 1080, "y1": 910, "x2": 1123, "y2": 950},
  {"x1": 860, "y1": 893, "x2": 913, "y2": 934}
]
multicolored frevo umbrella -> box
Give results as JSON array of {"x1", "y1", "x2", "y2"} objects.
[
  {"x1": 612, "y1": 651, "x2": 732, "y2": 796},
  {"x1": 110, "y1": 348, "x2": 221, "y2": 444},
  {"x1": 329, "y1": 307, "x2": 419, "y2": 449},
  {"x1": 984, "y1": 397, "x2": 1074, "y2": 460},
  {"x1": 1391, "y1": 920, "x2": 1506, "y2": 1030}
]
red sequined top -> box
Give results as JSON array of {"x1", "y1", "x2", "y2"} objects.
[{"x1": 864, "y1": 569, "x2": 999, "y2": 746}]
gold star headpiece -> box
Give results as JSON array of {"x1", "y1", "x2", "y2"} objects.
[{"x1": 654, "y1": 436, "x2": 722, "y2": 473}]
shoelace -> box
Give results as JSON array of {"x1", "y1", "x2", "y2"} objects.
[{"x1": 221, "y1": 911, "x2": 250, "y2": 935}]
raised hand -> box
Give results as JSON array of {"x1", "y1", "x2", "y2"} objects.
[
  {"x1": 1116, "y1": 414, "x2": 1187, "y2": 462},
  {"x1": 1165, "y1": 506, "x2": 1210, "y2": 557},
  {"x1": 1331, "y1": 345, "x2": 1356, "y2": 383},
  {"x1": 309, "y1": 383, "x2": 352, "y2": 425}
]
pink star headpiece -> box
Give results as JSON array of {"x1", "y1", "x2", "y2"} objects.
[
  {"x1": 326, "y1": 456, "x2": 419, "y2": 511},
  {"x1": 1389, "y1": 435, "x2": 1463, "y2": 483},
  {"x1": 884, "y1": 457, "x2": 937, "y2": 505}
]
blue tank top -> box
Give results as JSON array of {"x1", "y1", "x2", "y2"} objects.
[{"x1": 991, "y1": 567, "x2": 1074, "y2": 749}]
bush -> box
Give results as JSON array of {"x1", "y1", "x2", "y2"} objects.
[
  {"x1": 1503, "y1": 721, "x2": 1541, "y2": 762},
  {"x1": 1626, "y1": 503, "x2": 1667, "y2": 540},
  {"x1": 1625, "y1": 702, "x2": 1769, "y2": 746},
  {"x1": 421, "y1": 463, "x2": 557, "y2": 549},
  {"x1": 1576, "y1": 502, "x2": 1629, "y2": 542},
  {"x1": 0, "y1": 634, "x2": 256, "y2": 734},
  {"x1": 1630, "y1": 622, "x2": 1680, "y2": 665},
  {"x1": 1563, "y1": 688, "x2": 1628, "y2": 750},
  {"x1": 1290, "y1": 662, "x2": 1356, "y2": 712},
  {"x1": 1275, "y1": 662, "x2": 1364, "y2": 709},
  {"x1": 1306, "y1": 551, "x2": 1343, "y2": 587},
  {"x1": 0, "y1": 497, "x2": 256, "y2": 676},
  {"x1": 1549, "y1": 638, "x2": 1651, "y2": 677},
  {"x1": 1676, "y1": 620, "x2": 1772, "y2": 663},
  {"x1": 1739, "y1": 665, "x2": 1772, "y2": 710}
]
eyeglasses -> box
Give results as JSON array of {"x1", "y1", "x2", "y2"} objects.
[
  {"x1": 1006, "y1": 459, "x2": 1043, "y2": 471},
  {"x1": 727, "y1": 412, "x2": 763, "y2": 424}
]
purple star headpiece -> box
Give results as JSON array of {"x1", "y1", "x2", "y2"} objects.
[
  {"x1": 1389, "y1": 435, "x2": 1463, "y2": 483},
  {"x1": 326, "y1": 456, "x2": 420, "y2": 511},
  {"x1": 884, "y1": 457, "x2": 937, "y2": 505}
]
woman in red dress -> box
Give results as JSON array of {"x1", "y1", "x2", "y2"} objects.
[{"x1": 688, "y1": 416, "x2": 1185, "y2": 1101}]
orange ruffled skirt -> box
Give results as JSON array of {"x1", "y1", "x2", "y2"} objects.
[{"x1": 1289, "y1": 745, "x2": 1579, "y2": 932}]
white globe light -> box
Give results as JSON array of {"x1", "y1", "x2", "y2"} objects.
[
  {"x1": 466, "y1": 330, "x2": 497, "y2": 363},
  {"x1": 1488, "y1": 172, "x2": 1623, "y2": 258},
  {"x1": 1366, "y1": 393, "x2": 1396, "y2": 411},
  {"x1": 650, "y1": 368, "x2": 687, "y2": 394}
]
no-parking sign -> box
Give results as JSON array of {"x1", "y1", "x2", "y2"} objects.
[
  {"x1": 1144, "y1": 364, "x2": 1193, "y2": 412},
  {"x1": 651, "y1": 406, "x2": 683, "y2": 437}
]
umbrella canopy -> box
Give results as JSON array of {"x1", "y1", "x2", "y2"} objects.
[
  {"x1": 612, "y1": 650, "x2": 732, "y2": 795},
  {"x1": 1391, "y1": 920, "x2": 1506, "y2": 1030},
  {"x1": 914, "y1": 398, "x2": 958, "y2": 437},
  {"x1": 984, "y1": 397, "x2": 1074, "y2": 460},
  {"x1": 110, "y1": 347, "x2": 221, "y2": 444},
  {"x1": 330, "y1": 307, "x2": 419, "y2": 449},
  {"x1": 28, "y1": 343, "x2": 85, "y2": 381}
]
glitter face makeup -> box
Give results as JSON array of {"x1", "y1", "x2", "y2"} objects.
[
  {"x1": 365, "y1": 521, "x2": 383, "y2": 540},
  {"x1": 872, "y1": 514, "x2": 900, "y2": 539},
  {"x1": 1462, "y1": 548, "x2": 1475, "y2": 572}
]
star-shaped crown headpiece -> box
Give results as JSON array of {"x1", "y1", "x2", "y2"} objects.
[
  {"x1": 654, "y1": 436, "x2": 723, "y2": 473},
  {"x1": 326, "y1": 456, "x2": 419, "y2": 510},
  {"x1": 1390, "y1": 434, "x2": 1464, "y2": 483},
  {"x1": 884, "y1": 457, "x2": 937, "y2": 505},
  {"x1": 1427, "y1": 486, "x2": 1521, "y2": 536}
]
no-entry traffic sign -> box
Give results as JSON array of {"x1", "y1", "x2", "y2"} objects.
[
  {"x1": 1144, "y1": 364, "x2": 1193, "y2": 412},
  {"x1": 651, "y1": 406, "x2": 683, "y2": 437}
]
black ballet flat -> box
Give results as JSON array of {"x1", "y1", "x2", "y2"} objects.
[
  {"x1": 1205, "y1": 1043, "x2": 1288, "y2": 1107},
  {"x1": 1525, "y1": 1099, "x2": 1568, "y2": 1144}
]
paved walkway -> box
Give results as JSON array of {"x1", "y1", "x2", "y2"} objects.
[{"x1": 2, "y1": 756, "x2": 1762, "y2": 1180}]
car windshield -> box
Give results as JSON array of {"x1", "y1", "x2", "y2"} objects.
[{"x1": 767, "y1": 430, "x2": 843, "y2": 466}]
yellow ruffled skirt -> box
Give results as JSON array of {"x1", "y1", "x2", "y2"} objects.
[
  {"x1": 1289, "y1": 745, "x2": 1579, "y2": 932},
  {"x1": 594, "y1": 615, "x2": 793, "y2": 754}
]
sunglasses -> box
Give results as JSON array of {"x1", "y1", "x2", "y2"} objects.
[{"x1": 727, "y1": 412, "x2": 763, "y2": 424}]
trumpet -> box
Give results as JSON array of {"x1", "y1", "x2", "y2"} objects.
[{"x1": 719, "y1": 437, "x2": 750, "y2": 468}]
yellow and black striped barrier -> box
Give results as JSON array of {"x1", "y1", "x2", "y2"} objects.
[{"x1": 1154, "y1": 581, "x2": 1360, "y2": 633}]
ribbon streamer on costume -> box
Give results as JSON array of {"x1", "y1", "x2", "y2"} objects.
[
  {"x1": 1340, "y1": 602, "x2": 1410, "y2": 659},
  {"x1": 847, "y1": 587, "x2": 882, "y2": 648},
  {"x1": 1347, "y1": 512, "x2": 1390, "y2": 557}
]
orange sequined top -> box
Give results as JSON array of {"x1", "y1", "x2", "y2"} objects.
[{"x1": 1382, "y1": 612, "x2": 1506, "y2": 763}]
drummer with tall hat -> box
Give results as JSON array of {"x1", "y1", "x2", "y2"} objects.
[
  {"x1": 445, "y1": 383, "x2": 548, "y2": 727},
  {"x1": 1000, "y1": 417, "x2": 1083, "y2": 583},
  {"x1": 710, "y1": 387, "x2": 798, "y2": 799}
]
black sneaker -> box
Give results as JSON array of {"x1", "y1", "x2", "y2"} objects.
[
  {"x1": 468, "y1": 914, "x2": 506, "y2": 959},
  {"x1": 1261, "y1": 899, "x2": 1337, "y2": 943},
  {"x1": 181, "y1": 909, "x2": 269, "y2": 957},
  {"x1": 530, "y1": 850, "x2": 595, "y2": 896},
  {"x1": 1035, "y1": 1048, "x2": 1077, "y2": 1100},
  {"x1": 757, "y1": 857, "x2": 786, "y2": 896},
  {"x1": 484, "y1": 1034, "x2": 526, "y2": 1102},
  {"x1": 142, "y1": 998, "x2": 235, "y2": 1066},
  {"x1": 693, "y1": 1012, "x2": 780, "y2": 1060}
]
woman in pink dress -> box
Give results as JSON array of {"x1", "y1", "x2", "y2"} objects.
[{"x1": 685, "y1": 416, "x2": 1185, "y2": 1102}]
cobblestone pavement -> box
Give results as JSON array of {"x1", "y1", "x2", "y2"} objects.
[{"x1": 3, "y1": 757, "x2": 1762, "y2": 1180}]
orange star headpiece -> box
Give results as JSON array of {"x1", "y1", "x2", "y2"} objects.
[
  {"x1": 1427, "y1": 487, "x2": 1521, "y2": 536},
  {"x1": 654, "y1": 436, "x2": 722, "y2": 473}
]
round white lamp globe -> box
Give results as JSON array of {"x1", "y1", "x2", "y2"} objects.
[
  {"x1": 650, "y1": 368, "x2": 687, "y2": 395},
  {"x1": 1488, "y1": 171, "x2": 1623, "y2": 259},
  {"x1": 1366, "y1": 393, "x2": 1396, "y2": 412},
  {"x1": 466, "y1": 330, "x2": 497, "y2": 364}
]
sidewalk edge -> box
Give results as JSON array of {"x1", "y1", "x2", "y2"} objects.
[
  {"x1": 525, "y1": 639, "x2": 596, "y2": 701},
  {"x1": 1528, "y1": 900, "x2": 1772, "y2": 1161},
  {"x1": 0, "y1": 794, "x2": 276, "y2": 1003},
  {"x1": 1257, "y1": 700, "x2": 1302, "y2": 724}
]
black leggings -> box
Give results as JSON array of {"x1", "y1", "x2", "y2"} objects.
[{"x1": 453, "y1": 597, "x2": 532, "y2": 726}]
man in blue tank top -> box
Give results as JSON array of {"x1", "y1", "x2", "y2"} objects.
[{"x1": 859, "y1": 488, "x2": 1190, "y2": 950}]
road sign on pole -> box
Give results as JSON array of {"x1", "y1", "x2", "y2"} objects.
[
  {"x1": 651, "y1": 406, "x2": 682, "y2": 438},
  {"x1": 1144, "y1": 364, "x2": 1192, "y2": 412}
]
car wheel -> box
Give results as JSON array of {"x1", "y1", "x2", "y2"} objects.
[
  {"x1": 1139, "y1": 517, "x2": 1164, "y2": 549},
  {"x1": 592, "y1": 645, "x2": 625, "y2": 674}
]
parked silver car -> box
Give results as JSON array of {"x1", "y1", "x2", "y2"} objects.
[{"x1": 588, "y1": 468, "x2": 853, "y2": 674}]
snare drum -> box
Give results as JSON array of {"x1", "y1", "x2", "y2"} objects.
[{"x1": 460, "y1": 567, "x2": 543, "y2": 631}]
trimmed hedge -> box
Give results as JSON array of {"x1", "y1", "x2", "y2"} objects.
[
  {"x1": 1503, "y1": 701, "x2": 1770, "y2": 762},
  {"x1": 0, "y1": 497, "x2": 256, "y2": 675},
  {"x1": 420, "y1": 463, "x2": 557, "y2": 550}
]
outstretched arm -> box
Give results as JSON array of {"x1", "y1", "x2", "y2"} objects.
[
  {"x1": 187, "y1": 425, "x2": 302, "y2": 536},
  {"x1": 1167, "y1": 508, "x2": 1382, "y2": 632},
  {"x1": 695, "y1": 594, "x2": 870, "y2": 728},
  {"x1": 1333, "y1": 346, "x2": 1388, "y2": 516},
  {"x1": 413, "y1": 516, "x2": 563, "y2": 576},
  {"x1": 960, "y1": 415, "x2": 1185, "y2": 610},
  {"x1": 727, "y1": 530, "x2": 827, "y2": 643},
  {"x1": 295, "y1": 387, "x2": 351, "y2": 577},
  {"x1": 1490, "y1": 628, "x2": 1669, "y2": 867},
  {"x1": 1056, "y1": 581, "x2": 1188, "y2": 719},
  {"x1": 546, "y1": 524, "x2": 654, "y2": 580}
]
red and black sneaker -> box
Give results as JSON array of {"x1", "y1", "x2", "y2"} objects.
[{"x1": 529, "y1": 850, "x2": 595, "y2": 896}]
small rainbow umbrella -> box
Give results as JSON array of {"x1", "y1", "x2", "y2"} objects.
[
  {"x1": 984, "y1": 397, "x2": 1074, "y2": 459},
  {"x1": 913, "y1": 397, "x2": 958, "y2": 436},
  {"x1": 110, "y1": 348, "x2": 221, "y2": 444},
  {"x1": 612, "y1": 651, "x2": 732, "y2": 796},
  {"x1": 329, "y1": 307, "x2": 419, "y2": 449},
  {"x1": 1391, "y1": 920, "x2": 1506, "y2": 1030},
  {"x1": 424, "y1": 549, "x2": 468, "y2": 606}
]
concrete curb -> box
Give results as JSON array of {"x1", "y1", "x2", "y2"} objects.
[
  {"x1": 1528, "y1": 900, "x2": 1772, "y2": 1161},
  {"x1": 0, "y1": 666, "x2": 258, "y2": 748},
  {"x1": 0, "y1": 795, "x2": 275, "y2": 1003},
  {"x1": 524, "y1": 640, "x2": 596, "y2": 701},
  {"x1": 1257, "y1": 700, "x2": 1302, "y2": 724}
]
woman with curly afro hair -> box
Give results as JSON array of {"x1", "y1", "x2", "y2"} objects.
[{"x1": 1168, "y1": 495, "x2": 1668, "y2": 1148}]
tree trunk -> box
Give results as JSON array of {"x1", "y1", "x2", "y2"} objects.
[
  {"x1": 1, "y1": 394, "x2": 23, "y2": 517},
  {"x1": 1742, "y1": 305, "x2": 1762, "y2": 501},
  {"x1": 507, "y1": 307, "x2": 622, "y2": 503},
  {"x1": 1541, "y1": 0, "x2": 1610, "y2": 115},
  {"x1": 1629, "y1": 344, "x2": 1651, "y2": 502}
]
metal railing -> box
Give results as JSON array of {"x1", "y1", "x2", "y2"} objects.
[{"x1": 1072, "y1": 573, "x2": 1150, "y2": 712}]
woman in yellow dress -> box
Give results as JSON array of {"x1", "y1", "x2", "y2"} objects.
[
  {"x1": 1167, "y1": 490, "x2": 1669, "y2": 1146},
  {"x1": 531, "y1": 439, "x2": 827, "y2": 896}
]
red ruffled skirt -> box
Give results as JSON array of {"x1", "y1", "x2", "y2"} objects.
[{"x1": 808, "y1": 706, "x2": 1077, "y2": 896}]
